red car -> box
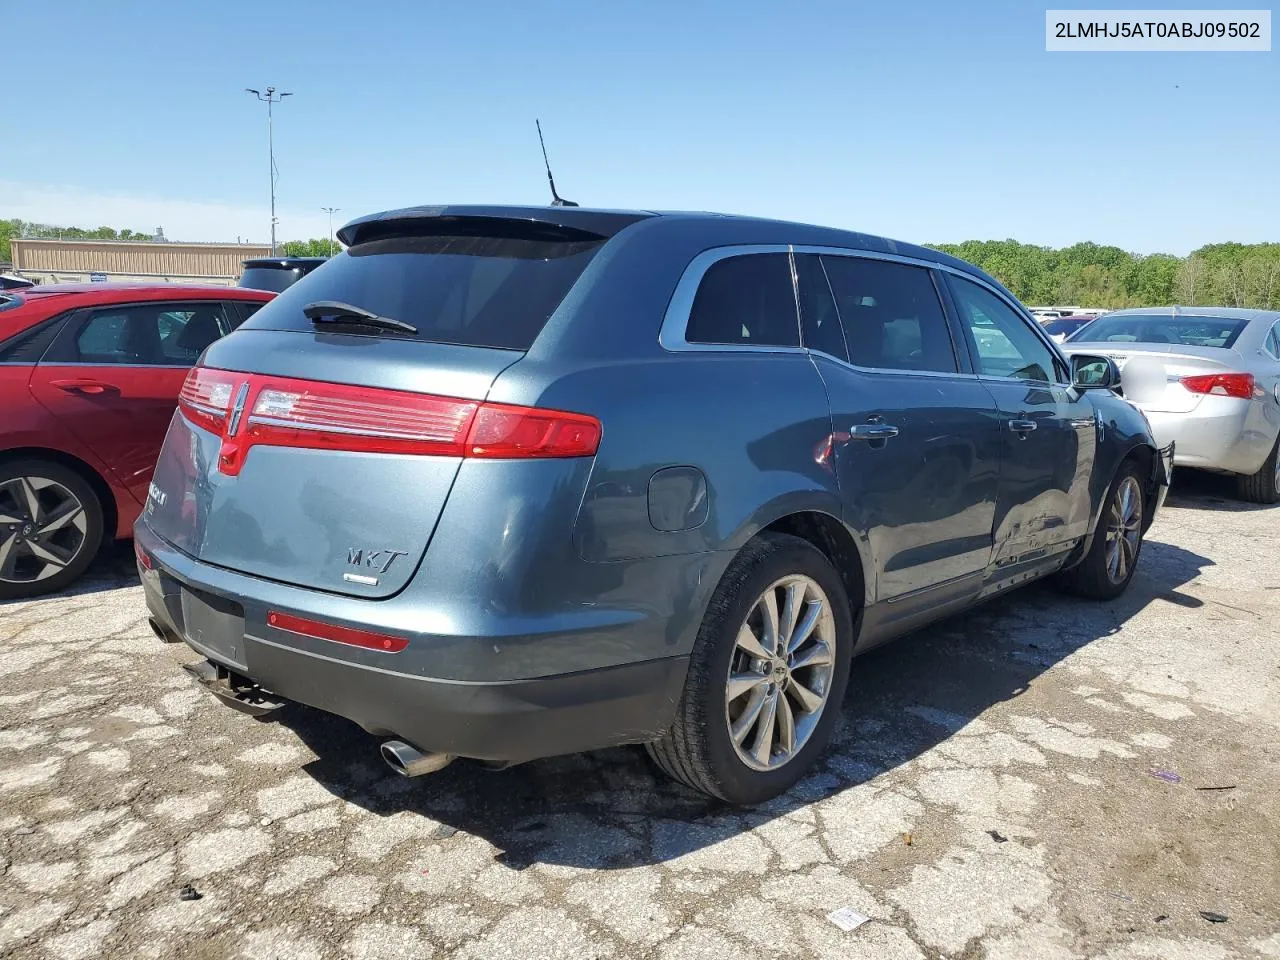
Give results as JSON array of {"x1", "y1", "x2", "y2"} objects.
[{"x1": 0, "y1": 283, "x2": 273, "y2": 598}]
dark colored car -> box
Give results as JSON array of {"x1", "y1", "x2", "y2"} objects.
[
  {"x1": 136, "y1": 206, "x2": 1172, "y2": 804},
  {"x1": 0, "y1": 283, "x2": 273, "y2": 598},
  {"x1": 237, "y1": 257, "x2": 328, "y2": 293}
]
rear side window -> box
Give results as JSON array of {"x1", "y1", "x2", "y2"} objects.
[
  {"x1": 685, "y1": 253, "x2": 800, "y2": 348},
  {"x1": 70, "y1": 302, "x2": 231, "y2": 365},
  {"x1": 820, "y1": 256, "x2": 958, "y2": 373},
  {"x1": 232, "y1": 300, "x2": 267, "y2": 328},
  {"x1": 241, "y1": 234, "x2": 604, "y2": 351}
]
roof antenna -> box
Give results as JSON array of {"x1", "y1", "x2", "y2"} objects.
[{"x1": 536, "y1": 119, "x2": 578, "y2": 207}]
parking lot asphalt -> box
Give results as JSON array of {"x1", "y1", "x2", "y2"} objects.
[{"x1": 2, "y1": 472, "x2": 1278, "y2": 960}]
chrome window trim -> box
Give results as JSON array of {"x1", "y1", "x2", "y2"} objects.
[
  {"x1": 806, "y1": 347, "x2": 983, "y2": 381},
  {"x1": 790, "y1": 244, "x2": 945, "y2": 271},
  {"x1": 659, "y1": 244, "x2": 805, "y2": 354},
  {"x1": 661, "y1": 240, "x2": 1070, "y2": 389}
]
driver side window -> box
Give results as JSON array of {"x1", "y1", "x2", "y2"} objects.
[{"x1": 949, "y1": 276, "x2": 1062, "y2": 383}]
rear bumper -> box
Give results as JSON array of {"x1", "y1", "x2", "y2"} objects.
[
  {"x1": 135, "y1": 525, "x2": 688, "y2": 764},
  {"x1": 1142, "y1": 401, "x2": 1276, "y2": 476}
]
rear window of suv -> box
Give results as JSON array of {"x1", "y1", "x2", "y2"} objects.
[
  {"x1": 240, "y1": 233, "x2": 604, "y2": 351},
  {"x1": 1080, "y1": 314, "x2": 1248, "y2": 348},
  {"x1": 238, "y1": 267, "x2": 302, "y2": 293}
]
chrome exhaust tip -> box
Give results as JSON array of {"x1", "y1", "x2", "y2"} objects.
[
  {"x1": 380, "y1": 740, "x2": 453, "y2": 777},
  {"x1": 149, "y1": 617, "x2": 179, "y2": 643}
]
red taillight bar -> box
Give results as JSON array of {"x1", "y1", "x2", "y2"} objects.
[
  {"x1": 267, "y1": 611, "x2": 408, "y2": 653},
  {"x1": 1180, "y1": 372, "x2": 1257, "y2": 400},
  {"x1": 178, "y1": 368, "x2": 602, "y2": 475}
]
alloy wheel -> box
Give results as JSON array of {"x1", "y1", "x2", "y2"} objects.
[
  {"x1": 1104, "y1": 476, "x2": 1142, "y2": 584},
  {"x1": 724, "y1": 575, "x2": 837, "y2": 771},
  {"x1": 0, "y1": 476, "x2": 88, "y2": 585}
]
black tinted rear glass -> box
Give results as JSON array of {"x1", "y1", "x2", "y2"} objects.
[
  {"x1": 1079, "y1": 314, "x2": 1248, "y2": 348},
  {"x1": 240, "y1": 235, "x2": 602, "y2": 350},
  {"x1": 238, "y1": 268, "x2": 300, "y2": 293},
  {"x1": 685, "y1": 253, "x2": 800, "y2": 348}
]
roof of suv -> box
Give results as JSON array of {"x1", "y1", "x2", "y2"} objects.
[{"x1": 335, "y1": 205, "x2": 989, "y2": 282}]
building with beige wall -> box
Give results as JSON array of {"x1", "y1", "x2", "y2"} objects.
[{"x1": 11, "y1": 238, "x2": 273, "y2": 286}]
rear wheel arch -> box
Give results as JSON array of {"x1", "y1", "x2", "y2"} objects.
[
  {"x1": 0, "y1": 447, "x2": 119, "y2": 544},
  {"x1": 647, "y1": 528, "x2": 858, "y2": 803},
  {"x1": 761, "y1": 510, "x2": 870, "y2": 616}
]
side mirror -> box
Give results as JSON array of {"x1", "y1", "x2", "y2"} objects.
[{"x1": 1071, "y1": 354, "x2": 1119, "y2": 390}]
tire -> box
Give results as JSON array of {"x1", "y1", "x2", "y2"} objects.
[
  {"x1": 0, "y1": 458, "x2": 105, "y2": 601},
  {"x1": 647, "y1": 532, "x2": 855, "y2": 805},
  {"x1": 1234, "y1": 434, "x2": 1280, "y2": 504},
  {"x1": 1057, "y1": 460, "x2": 1146, "y2": 601}
]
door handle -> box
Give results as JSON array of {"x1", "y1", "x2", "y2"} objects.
[
  {"x1": 50, "y1": 379, "x2": 118, "y2": 396},
  {"x1": 1008, "y1": 419, "x2": 1037, "y2": 435},
  {"x1": 849, "y1": 423, "x2": 900, "y2": 441}
]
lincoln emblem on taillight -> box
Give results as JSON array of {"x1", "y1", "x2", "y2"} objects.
[{"x1": 226, "y1": 382, "x2": 251, "y2": 437}]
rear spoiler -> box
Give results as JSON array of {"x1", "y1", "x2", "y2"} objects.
[{"x1": 337, "y1": 205, "x2": 653, "y2": 247}]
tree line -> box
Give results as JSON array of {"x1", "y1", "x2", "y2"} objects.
[
  {"x1": 928, "y1": 239, "x2": 1280, "y2": 310},
  {"x1": 5, "y1": 216, "x2": 1276, "y2": 310},
  {"x1": 0, "y1": 219, "x2": 158, "y2": 262}
]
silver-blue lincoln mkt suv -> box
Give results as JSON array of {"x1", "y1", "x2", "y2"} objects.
[{"x1": 136, "y1": 206, "x2": 1172, "y2": 805}]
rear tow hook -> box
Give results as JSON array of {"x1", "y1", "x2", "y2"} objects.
[{"x1": 182, "y1": 659, "x2": 286, "y2": 719}]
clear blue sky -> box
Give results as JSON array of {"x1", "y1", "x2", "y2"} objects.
[{"x1": 3, "y1": 0, "x2": 1276, "y2": 253}]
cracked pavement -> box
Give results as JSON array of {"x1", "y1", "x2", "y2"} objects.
[{"x1": 2, "y1": 471, "x2": 1278, "y2": 959}]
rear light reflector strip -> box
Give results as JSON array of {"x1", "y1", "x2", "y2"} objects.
[
  {"x1": 267, "y1": 611, "x2": 408, "y2": 653},
  {"x1": 180, "y1": 368, "x2": 602, "y2": 473},
  {"x1": 245, "y1": 381, "x2": 481, "y2": 457},
  {"x1": 1180, "y1": 372, "x2": 1257, "y2": 400}
]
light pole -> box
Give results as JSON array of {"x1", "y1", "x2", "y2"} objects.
[
  {"x1": 321, "y1": 207, "x2": 340, "y2": 256},
  {"x1": 244, "y1": 86, "x2": 292, "y2": 253}
]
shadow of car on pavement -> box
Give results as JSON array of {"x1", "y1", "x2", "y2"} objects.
[
  {"x1": 1166, "y1": 467, "x2": 1280, "y2": 512},
  {"x1": 271, "y1": 532, "x2": 1212, "y2": 870}
]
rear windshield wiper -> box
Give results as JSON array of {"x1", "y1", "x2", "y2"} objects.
[{"x1": 303, "y1": 300, "x2": 418, "y2": 335}]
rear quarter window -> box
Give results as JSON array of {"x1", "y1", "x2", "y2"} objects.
[
  {"x1": 684, "y1": 253, "x2": 800, "y2": 348},
  {"x1": 240, "y1": 234, "x2": 604, "y2": 351}
]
